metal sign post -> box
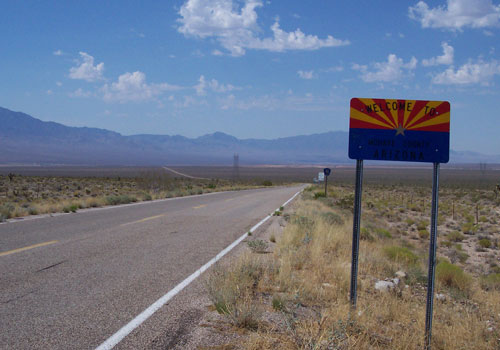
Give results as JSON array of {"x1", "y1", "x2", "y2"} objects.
[
  {"x1": 349, "y1": 159, "x2": 363, "y2": 308},
  {"x1": 425, "y1": 162, "x2": 440, "y2": 349}
]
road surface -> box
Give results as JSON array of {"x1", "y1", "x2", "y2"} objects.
[{"x1": 0, "y1": 185, "x2": 303, "y2": 349}]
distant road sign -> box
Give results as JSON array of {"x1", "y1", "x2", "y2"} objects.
[
  {"x1": 323, "y1": 168, "x2": 331, "y2": 176},
  {"x1": 348, "y1": 98, "x2": 450, "y2": 163},
  {"x1": 318, "y1": 172, "x2": 325, "y2": 181}
]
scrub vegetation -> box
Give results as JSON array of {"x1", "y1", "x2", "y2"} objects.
[
  {"x1": 204, "y1": 167, "x2": 500, "y2": 349},
  {"x1": 0, "y1": 167, "x2": 295, "y2": 221}
]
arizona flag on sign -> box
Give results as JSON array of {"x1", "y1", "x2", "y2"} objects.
[{"x1": 348, "y1": 98, "x2": 450, "y2": 163}]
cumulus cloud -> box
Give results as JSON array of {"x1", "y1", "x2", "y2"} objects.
[
  {"x1": 102, "y1": 71, "x2": 181, "y2": 103},
  {"x1": 195, "y1": 75, "x2": 239, "y2": 95},
  {"x1": 69, "y1": 52, "x2": 104, "y2": 82},
  {"x1": 53, "y1": 49, "x2": 64, "y2": 56},
  {"x1": 297, "y1": 70, "x2": 315, "y2": 79},
  {"x1": 177, "y1": 0, "x2": 349, "y2": 56},
  {"x1": 352, "y1": 54, "x2": 418, "y2": 83},
  {"x1": 409, "y1": 0, "x2": 500, "y2": 30},
  {"x1": 422, "y1": 42, "x2": 454, "y2": 66},
  {"x1": 432, "y1": 59, "x2": 500, "y2": 84}
]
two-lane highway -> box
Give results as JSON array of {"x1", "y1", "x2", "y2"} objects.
[{"x1": 0, "y1": 185, "x2": 303, "y2": 349}]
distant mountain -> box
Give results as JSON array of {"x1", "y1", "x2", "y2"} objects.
[{"x1": 1, "y1": 106, "x2": 499, "y2": 165}]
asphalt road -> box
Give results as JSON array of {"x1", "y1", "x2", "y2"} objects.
[{"x1": 0, "y1": 185, "x2": 303, "y2": 350}]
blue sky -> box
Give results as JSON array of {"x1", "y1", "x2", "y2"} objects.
[{"x1": 1, "y1": 0, "x2": 500, "y2": 154}]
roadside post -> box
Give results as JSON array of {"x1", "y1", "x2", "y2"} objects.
[
  {"x1": 348, "y1": 98, "x2": 450, "y2": 350},
  {"x1": 323, "y1": 167, "x2": 331, "y2": 197}
]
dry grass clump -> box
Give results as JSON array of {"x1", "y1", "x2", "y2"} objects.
[{"x1": 206, "y1": 194, "x2": 500, "y2": 349}]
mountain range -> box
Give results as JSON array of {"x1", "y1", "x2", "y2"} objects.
[{"x1": 1, "y1": 106, "x2": 499, "y2": 165}]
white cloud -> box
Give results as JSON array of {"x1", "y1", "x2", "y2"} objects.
[
  {"x1": 46, "y1": 90, "x2": 53, "y2": 95},
  {"x1": 212, "y1": 49, "x2": 224, "y2": 56},
  {"x1": 432, "y1": 59, "x2": 500, "y2": 84},
  {"x1": 352, "y1": 54, "x2": 418, "y2": 83},
  {"x1": 422, "y1": 42, "x2": 454, "y2": 66},
  {"x1": 177, "y1": 0, "x2": 348, "y2": 56},
  {"x1": 297, "y1": 70, "x2": 315, "y2": 79},
  {"x1": 68, "y1": 88, "x2": 92, "y2": 98},
  {"x1": 56, "y1": 81, "x2": 63, "y2": 87},
  {"x1": 218, "y1": 93, "x2": 338, "y2": 112},
  {"x1": 69, "y1": 52, "x2": 105, "y2": 82},
  {"x1": 53, "y1": 49, "x2": 64, "y2": 56},
  {"x1": 409, "y1": 0, "x2": 500, "y2": 30},
  {"x1": 195, "y1": 75, "x2": 239, "y2": 95},
  {"x1": 102, "y1": 71, "x2": 181, "y2": 103},
  {"x1": 325, "y1": 65, "x2": 344, "y2": 72}
]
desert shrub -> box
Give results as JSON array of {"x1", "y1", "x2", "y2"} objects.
[
  {"x1": 28, "y1": 207, "x2": 38, "y2": 215},
  {"x1": 360, "y1": 227, "x2": 374, "y2": 241},
  {"x1": 0, "y1": 203, "x2": 14, "y2": 221},
  {"x1": 337, "y1": 194, "x2": 354, "y2": 210},
  {"x1": 105, "y1": 194, "x2": 137, "y2": 205},
  {"x1": 441, "y1": 240, "x2": 452, "y2": 248},
  {"x1": 247, "y1": 240, "x2": 268, "y2": 253},
  {"x1": 478, "y1": 238, "x2": 491, "y2": 249},
  {"x1": 405, "y1": 218, "x2": 415, "y2": 226},
  {"x1": 461, "y1": 222, "x2": 477, "y2": 234},
  {"x1": 205, "y1": 257, "x2": 264, "y2": 329},
  {"x1": 418, "y1": 229, "x2": 430, "y2": 239},
  {"x1": 448, "y1": 230, "x2": 465, "y2": 242},
  {"x1": 320, "y1": 211, "x2": 344, "y2": 225},
  {"x1": 261, "y1": 180, "x2": 273, "y2": 186},
  {"x1": 272, "y1": 295, "x2": 285, "y2": 311},
  {"x1": 416, "y1": 220, "x2": 428, "y2": 231},
  {"x1": 314, "y1": 192, "x2": 326, "y2": 199},
  {"x1": 480, "y1": 273, "x2": 500, "y2": 291},
  {"x1": 375, "y1": 228, "x2": 392, "y2": 239},
  {"x1": 384, "y1": 246, "x2": 419, "y2": 266},
  {"x1": 142, "y1": 192, "x2": 152, "y2": 201},
  {"x1": 436, "y1": 260, "x2": 472, "y2": 293}
]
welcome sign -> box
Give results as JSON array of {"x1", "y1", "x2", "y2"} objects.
[{"x1": 348, "y1": 98, "x2": 450, "y2": 163}]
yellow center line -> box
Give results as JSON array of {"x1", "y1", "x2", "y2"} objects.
[
  {"x1": 120, "y1": 214, "x2": 165, "y2": 226},
  {"x1": 0, "y1": 240, "x2": 58, "y2": 257},
  {"x1": 192, "y1": 204, "x2": 206, "y2": 209}
]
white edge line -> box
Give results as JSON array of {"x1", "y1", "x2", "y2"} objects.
[{"x1": 95, "y1": 189, "x2": 302, "y2": 350}]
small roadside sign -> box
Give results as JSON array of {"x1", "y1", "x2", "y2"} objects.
[
  {"x1": 349, "y1": 98, "x2": 450, "y2": 163},
  {"x1": 323, "y1": 168, "x2": 331, "y2": 176},
  {"x1": 318, "y1": 172, "x2": 325, "y2": 181}
]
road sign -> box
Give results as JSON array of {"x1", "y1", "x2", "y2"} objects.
[
  {"x1": 349, "y1": 98, "x2": 450, "y2": 163},
  {"x1": 318, "y1": 172, "x2": 325, "y2": 181},
  {"x1": 323, "y1": 168, "x2": 331, "y2": 176}
]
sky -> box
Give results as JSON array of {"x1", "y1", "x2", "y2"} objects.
[{"x1": 1, "y1": 0, "x2": 500, "y2": 154}]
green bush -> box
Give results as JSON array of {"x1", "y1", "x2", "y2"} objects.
[
  {"x1": 105, "y1": 195, "x2": 138, "y2": 206},
  {"x1": 0, "y1": 203, "x2": 14, "y2": 221},
  {"x1": 405, "y1": 218, "x2": 415, "y2": 226},
  {"x1": 384, "y1": 246, "x2": 419, "y2": 266},
  {"x1": 418, "y1": 229, "x2": 430, "y2": 239},
  {"x1": 247, "y1": 240, "x2": 268, "y2": 253},
  {"x1": 436, "y1": 260, "x2": 471, "y2": 293},
  {"x1": 417, "y1": 220, "x2": 428, "y2": 231},
  {"x1": 314, "y1": 192, "x2": 326, "y2": 199},
  {"x1": 360, "y1": 227, "x2": 374, "y2": 241},
  {"x1": 262, "y1": 180, "x2": 273, "y2": 186},
  {"x1": 478, "y1": 238, "x2": 491, "y2": 249},
  {"x1": 447, "y1": 230, "x2": 465, "y2": 242},
  {"x1": 336, "y1": 194, "x2": 354, "y2": 210},
  {"x1": 480, "y1": 273, "x2": 500, "y2": 291},
  {"x1": 375, "y1": 228, "x2": 392, "y2": 239},
  {"x1": 320, "y1": 211, "x2": 344, "y2": 225}
]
